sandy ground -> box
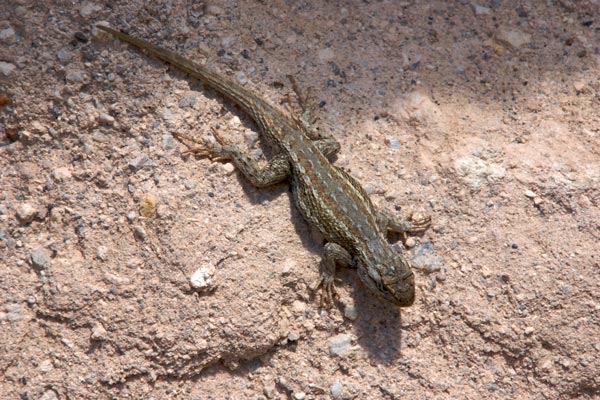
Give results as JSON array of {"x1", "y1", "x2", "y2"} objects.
[{"x1": 1, "y1": 1, "x2": 599, "y2": 399}]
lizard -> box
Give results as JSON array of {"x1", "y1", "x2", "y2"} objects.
[{"x1": 96, "y1": 24, "x2": 431, "y2": 307}]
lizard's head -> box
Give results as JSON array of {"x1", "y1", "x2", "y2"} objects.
[{"x1": 358, "y1": 254, "x2": 415, "y2": 307}]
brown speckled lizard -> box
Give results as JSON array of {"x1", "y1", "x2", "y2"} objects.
[{"x1": 96, "y1": 24, "x2": 431, "y2": 307}]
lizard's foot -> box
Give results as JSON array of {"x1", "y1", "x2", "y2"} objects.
[
  {"x1": 286, "y1": 75, "x2": 321, "y2": 140},
  {"x1": 400, "y1": 212, "x2": 432, "y2": 243},
  {"x1": 405, "y1": 212, "x2": 432, "y2": 235},
  {"x1": 172, "y1": 128, "x2": 234, "y2": 162},
  {"x1": 312, "y1": 277, "x2": 338, "y2": 309}
]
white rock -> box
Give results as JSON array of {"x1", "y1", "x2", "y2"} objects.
[
  {"x1": 343, "y1": 303, "x2": 358, "y2": 320},
  {"x1": 318, "y1": 48, "x2": 335, "y2": 62},
  {"x1": 40, "y1": 390, "x2": 58, "y2": 400},
  {"x1": 16, "y1": 203, "x2": 37, "y2": 224},
  {"x1": 80, "y1": 1, "x2": 101, "y2": 17},
  {"x1": 39, "y1": 359, "x2": 53, "y2": 373},
  {"x1": 328, "y1": 333, "x2": 353, "y2": 356},
  {"x1": 472, "y1": 3, "x2": 491, "y2": 15},
  {"x1": 0, "y1": 27, "x2": 15, "y2": 43},
  {"x1": 66, "y1": 70, "x2": 86, "y2": 83},
  {"x1": 91, "y1": 322, "x2": 108, "y2": 340},
  {"x1": 331, "y1": 383, "x2": 343, "y2": 399},
  {"x1": 99, "y1": 113, "x2": 115, "y2": 126},
  {"x1": 52, "y1": 167, "x2": 72, "y2": 181},
  {"x1": 497, "y1": 29, "x2": 531, "y2": 48},
  {"x1": 190, "y1": 265, "x2": 216, "y2": 290},
  {"x1": 206, "y1": 5, "x2": 223, "y2": 15},
  {"x1": 0, "y1": 61, "x2": 16, "y2": 76},
  {"x1": 221, "y1": 162, "x2": 236, "y2": 174}
]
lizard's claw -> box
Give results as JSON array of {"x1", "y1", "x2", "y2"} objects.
[
  {"x1": 313, "y1": 277, "x2": 339, "y2": 309},
  {"x1": 406, "y1": 212, "x2": 432, "y2": 235},
  {"x1": 209, "y1": 126, "x2": 231, "y2": 146},
  {"x1": 172, "y1": 130, "x2": 232, "y2": 162}
]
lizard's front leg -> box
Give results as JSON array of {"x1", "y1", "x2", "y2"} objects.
[
  {"x1": 174, "y1": 129, "x2": 291, "y2": 188},
  {"x1": 314, "y1": 242, "x2": 353, "y2": 308}
]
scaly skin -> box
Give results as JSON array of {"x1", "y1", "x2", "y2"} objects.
[{"x1": 96, "y1": 24, "x2": 431, "y2": 307}]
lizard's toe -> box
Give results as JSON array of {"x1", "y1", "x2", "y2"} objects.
[{"x1": 407, "y1": 213, "x2": 432, "y2": 234}]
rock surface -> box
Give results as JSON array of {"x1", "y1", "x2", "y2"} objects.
[{"x1": 0, "y1": 1, "x2": 598, "y2": 399}]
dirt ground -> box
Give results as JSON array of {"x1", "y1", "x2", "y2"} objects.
[{"x1": 1, "y1": 1, "x2": 599, "y2": 399}]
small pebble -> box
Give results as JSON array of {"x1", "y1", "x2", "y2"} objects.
[
  {"x1": 16, "y1": 203, "x2": 37, "y2": 224},
  {"x1": 92, "y1": 131, "x2": 110, "y2": 142},
  {"x1": 79, "y1": 1, "x2": 100, "y2": 17},
  {"x1": 65, "y1": 70, "x2": 86, "y2": 83},
  {"x1": 291, "y1": 300, "x2": 307, "y2": 314},
  {"x1": 0, "y1": 27, "x2": 15, "y2": 43},
  {"x1": 318, "y1": 48, "x2": 335, "y2": 62},
  {"x1": 97, "y1": 246, "x2": 107, "y2": 261},
  {"x1": 40, "y1": 389, "x2": 58, "y2": 400},
  {"x1": 221, "y1": 163, "x2": 236, "y2": 174},
  {"x1": 293, "y1": 392, "x2": 306, "y2": 400},
  {"x1": 328, "y1": 333, "x2": 352, "y2": 356},
  {"x1": 404, "y1": 237, "x2": 416, "y2": 248},
  {"x1": 221, "y1": 36, "x2": 236, "y2": 49},
  {"x1": 57, "y1": 48, "x2": 72, "y2": 64},
  {"x1": 573, "y1": 81, "x2": 586, "y2": 93},
  {"x1": 133, "y1": 225, "x2": 146, "y2": 241},
  {"x1": 524, "y1": 190, "x2": 536, "y2": 198},
  {"x1": 99, "y1": 113, "x2": 115, "y2": 126},
  {"x1": 179, "y1": 95, "x2": 197, "y2": 108},
  {"x1": 344, "y1": 303, "x2": 358, "y2": 320},
  {"x1": 190, "y1": 265, "x2": 216, "y2": 290},
  {"x1": 39, "y1": 359, "x2": 53, "y2": 373},
  {"x1": 103, "y1": 272, "x2": 131, "y2": 286},
  {"x1": 497, "y1": 28, "x2": 531, "y2": 48},
  {"x1": 52, "y1": 167, "x2": 72, "y2": 181},
  {"x1": 0, "y1": 61, "x2": 15, "y2": 76},
  {"x1": 287, "y1": 331, "x2": 300, "y2": 342},
  {"x1": 5, "y1": 303, "x2": 22, "y2": 322},
  {"x1": 184, "y1": 180, "x2": 196, "y2": 190},
  {"x1": 162, "y1": 134, "x2": 174, "y2": 150},
  {"x1": 524, "y1": 326, "x2": 534, "y2": 335},
  {"x1": 472, "y1": 3, "x2": 491, "y2": 15},
  {"x1": 206, "y1": 5, "x2": 223, "y2": 15},
  {"x1": 235, "y1": 71, "x2": 248, "y2": 85},
  {"x1": 129, "y1": 155, "x2": 154, "y2": 172},
  {"x1": 91, "y1": 322, "x2": 108, "y2": 340},
  {"x1": 331, "y1": 383, "x2": 343, "y2": 399},
  {"x1": 436, "y1": 270, "x2": 447, "y2": 282},
  {"x1": 127, "y1": 211, "x2": 137, "y2": 223},
  {"x1": 29, "y1": 248, "x2": 51, "y2": 270}
]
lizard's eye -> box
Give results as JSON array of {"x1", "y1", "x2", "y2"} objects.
[{"x1": 377, "y1": 281, "x2": 389, "y2": 293}]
